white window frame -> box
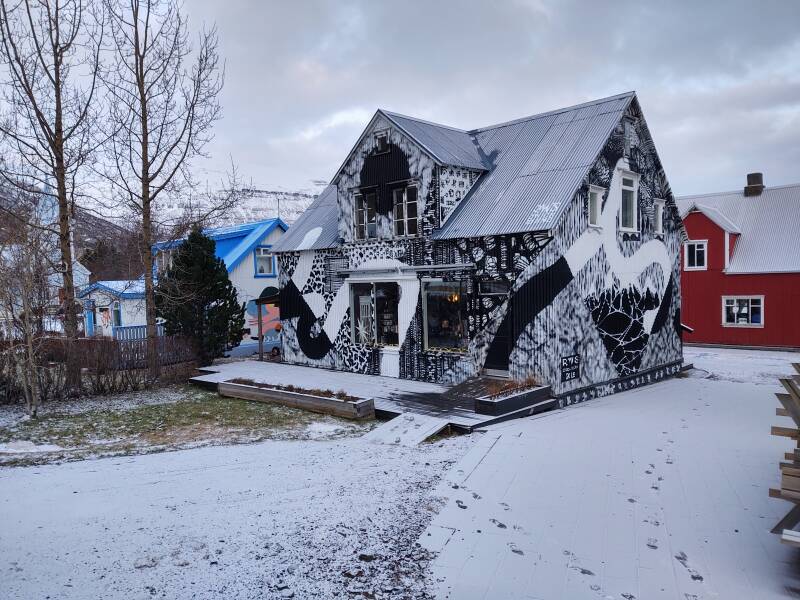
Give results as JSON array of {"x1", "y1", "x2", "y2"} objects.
[
  {"x1": 684, "y1": 240, "x2": 708, "y2": 271},
  {"x1": 721, "y1": 295, "x2": 764, "y2": 328},
  {"x1": 354, "y1": 191, "x2": 378, "y2": 240},
  {"x1": 588, "y1": 185, "x2": 604, "y2": 228},
  {"x1": 254, "y1": 246, "x2": 275, "y2": 277},
  {"x1": 374, "y1": 130, "x2": 390, "y2": 154},
  {"x1": 112, "y1": 301, "x2": 122, "y2": 328},
  {"x1": 392, "y1": 184, "x2": 419, "y2": 238},
  {"x1": 619, "y1": 171, "x2": 639, "y2": 232},
  {"x1": 654, "y1": 199, "x2": 665, "y2": 235}
]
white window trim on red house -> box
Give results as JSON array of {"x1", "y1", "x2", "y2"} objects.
[
  {"x1": 721, "y1": 295, "x2": 764, "y2": 328},
  {"x1": 684, "y1": 240, "x2": 708, "y2": 271}
]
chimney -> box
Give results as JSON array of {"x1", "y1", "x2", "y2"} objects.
[{"x1": 744, "y1": 172, "x2": 764, "y2": 197}]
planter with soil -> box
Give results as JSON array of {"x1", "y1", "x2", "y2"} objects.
[
  {"x1": 218, "y1": 378, "x2": 375, "y2": 420},
  {"x1": 475, "y1": 379, "x2": 554, "y2": 416}
]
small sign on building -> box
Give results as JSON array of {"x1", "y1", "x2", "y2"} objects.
[{"x1": 560, "y1": 354, "x2": 581, "y2": 383}]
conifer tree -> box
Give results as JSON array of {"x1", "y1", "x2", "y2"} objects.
[{"x1": 156, "y1": 229, "x2": 244, "y2": 366}]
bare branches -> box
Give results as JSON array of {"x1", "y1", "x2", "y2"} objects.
[{"x1": 0, "y1": 0, "x2": 105, "y2": 367}]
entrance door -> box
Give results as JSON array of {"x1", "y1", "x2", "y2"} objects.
[{"x1": 485, "y1": 301, "x2": 511, "y2": 371}]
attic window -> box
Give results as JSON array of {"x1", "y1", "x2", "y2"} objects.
[{"x1": 375, "y1": 131, "x2": 389, "y2": 154}]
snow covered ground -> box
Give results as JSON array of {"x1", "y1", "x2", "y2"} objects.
[
  {"x1": 2, "y1": 345, "x2": 798, "y2": 599},
  {"x1": 423, "y1": 346, "x2": 800, "y2": 599},
  {"x1": 0, "y1": 434, "x2": 473, "y2": 599}
]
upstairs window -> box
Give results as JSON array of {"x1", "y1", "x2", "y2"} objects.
[
  {"x1": 588, "y1": 186, "x2": 603, "y2": 227},
  {"x1": 393, "y1": 185, "x2": 418, "y2": 237},
  {"x1": 355, "y1": 191, "x2": 378, "y2": 240},
  {"x1": 654, "y1": 200, "x2": 665, "y2": 234},
  {"x1": 620, "y1": 173, "x2": 638, "y2": 231},
  {"x1": 255, "y1": 247, "x2": 275, "y2": 277},
  {"x1": 723, "y1": 296, "x2": 763, "y2": 327},
  {"x1": 685, "y1": 241, "x2": 707, "y2": 270},
  {"x1": 375, "y1": 131, "x2": 389, "y2": 154}
]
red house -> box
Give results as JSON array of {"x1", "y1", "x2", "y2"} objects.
[{"x1": 677, "y1": 173, "x2": 800, "y2": 349}]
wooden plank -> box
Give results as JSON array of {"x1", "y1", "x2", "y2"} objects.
[
  {"x1": 771, "y1": 487, "x2": 800, "y2": 503},
  {"x1": 783, "y1": 474, "x2": 800, "y2": 493},
  {"x1": 776, "y1": 391, "x2": 800, "y2": 427},
  {"x1": 781, "y1": 531, "x2": 800, "y2": 548},
  {"x1": 793, "y1": 363, "x2": 800, "y2": 375},
  {"x1": 771, "y1": 505, "x2": 800, "y2": 534},
  {"x1": 777, "y1": 407, "x2": 790, "y2": 417},
  {"x1": 772, "y1": 425, "x2": 799, "y2": 440},
  {"x1": 787, "y1": 452, "x2": 800, "y2": 462},
  {"x1": 781, "y1": 465, "x2": 800, "y2": 477}
]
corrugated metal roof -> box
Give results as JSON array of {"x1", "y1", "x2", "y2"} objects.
[
  {"x1": 381, "y1": 111, "x2": 488, "y2": 171},
  {"x1": 676, "y1": 183, "x2": 800, "y2": 273},
  {"x1": 434, "y1": 93, "x2": 633, "y2": 238},
  {"x1": 272, "y1": 185, "x2": 340, "y2": 252},
  {"x1": 281, "y1": 92, "x2": 636, "y2": 249}
]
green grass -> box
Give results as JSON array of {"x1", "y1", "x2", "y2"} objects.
[{"x1": 0, "y1": 385, "x2": 373, "y2": 467}]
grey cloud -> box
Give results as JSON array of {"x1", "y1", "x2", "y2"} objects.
[{"x1": 186, "y1": 0, "x2": 800, "y2": 195}]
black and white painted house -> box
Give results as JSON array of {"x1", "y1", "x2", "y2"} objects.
[{"x1": 272, "y1": 92, "x2": 686, "y2": 402}]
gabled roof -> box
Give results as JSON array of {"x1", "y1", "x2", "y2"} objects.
[
  {"x1": 676, "y1": 183, "x2": 800, "y2": 274},
  {"x1": 271, "y1": 185, "x2": 339, "y2": 252},
  {"x1": 677, "y1": 202, "x2": 741, "y2": 234},
  {"x1": 152, "y1": 218, "x2": 287, "y2": 273},
  {"x1": 78, "y1": 279, "x2": 145, "y2": 300},
  {"x1": 380, "y1": 110, "x2": 489, "y2": 171},
  {"x1": 278, "y1": 92, "x2": 642, "y2": 252}
]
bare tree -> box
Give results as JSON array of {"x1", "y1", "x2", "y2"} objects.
[
  {"x1": 0, "y1": 0, "x2": 104, "y2": 390},
  {"x1": 101, "y1": 0, "x2": 223, "y2": 375},
  {"x1": 0, "y1": 193, "x2": 61, "y2": 416}
]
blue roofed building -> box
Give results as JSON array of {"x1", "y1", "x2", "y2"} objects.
[{"x1": 81, "y1": 218, "x2": 287, "y2": 338}]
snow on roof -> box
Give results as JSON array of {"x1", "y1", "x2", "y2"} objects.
[
  {"x1": 676, "y1": 182, "x2": 800, "y2": 274},
  {"x1": 152, "y1": 218, "x2": 287, "y2": 273},
  {"x1": 79, "y1": 279, "x2": 146, "y2": 300}
]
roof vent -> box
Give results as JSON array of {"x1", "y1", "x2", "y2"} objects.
[{"x1": 744, "y1": 172, "x2": 764, "y2": 197}]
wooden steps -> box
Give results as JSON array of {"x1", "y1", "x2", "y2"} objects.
[{"x1": 770, "y1": 362, "x2": 800, "y2": 537}]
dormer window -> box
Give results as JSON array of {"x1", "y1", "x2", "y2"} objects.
[
  {"x1": 375, "y1": 131, "x2": 389, "y2": 154},
  {"x1": 620, "y1": 172, "x2": 639, "y2": 232},
  {"x1": 355, "y1": 191, "x2": 378, "y2": 240},
  {"x1": 393, "y1": 185, "x2": 418, "y2": 237}
]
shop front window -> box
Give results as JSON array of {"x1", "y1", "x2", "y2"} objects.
[
  {"x1": 350, "y1": 282, "x2": 401, "y2": 346},
  {"x1": 424, "y1": 281, "x2": 468, "y2": 352}
]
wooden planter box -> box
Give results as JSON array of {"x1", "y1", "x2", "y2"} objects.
[
  {"x1": 475, "y1": 385, "x2": 553, "y2": 416},
  {"x1": 218, "y1": 381, "x2": 375, "y2": 420}
]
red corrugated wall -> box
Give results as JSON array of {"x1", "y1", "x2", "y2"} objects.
[{"x1": 681, "y1": 211, "x2": 800, "y2": 348}]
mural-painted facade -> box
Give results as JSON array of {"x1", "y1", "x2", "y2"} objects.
[{"x1": 275, "y1": 93, "x2": 685, "y2": 400}]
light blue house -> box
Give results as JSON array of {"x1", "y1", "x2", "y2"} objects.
[{"x1": 80, "y1": 218, "x2": 287, "y2": 339}]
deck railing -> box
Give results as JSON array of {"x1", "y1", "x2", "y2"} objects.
[{"x1": 112, "y1": 324, "x2": 165, "y2": 341}]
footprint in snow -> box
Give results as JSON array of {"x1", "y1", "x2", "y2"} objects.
[
  {"x1": 646, "y1": 538, "x2": 658, "y2": 549},
  {"x1": 674, "y1": 551, "x2": 704, "y2": 582},
  {"x1": 508, "y1": 543, "x2": 524, "y2": 556},
  {"x1": 570, "y1": 565, "x2": 595, "y2": 576},
  {"x1": 489, "y1": 518, "x2": 507, "y2": 529},
  {"x1": 455, "y1": 500, "x2": 468, "y2": 510}
]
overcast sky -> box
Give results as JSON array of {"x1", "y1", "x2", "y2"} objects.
[{"x1": 185, "y1": 0, "x2": 800, "y2": 196}]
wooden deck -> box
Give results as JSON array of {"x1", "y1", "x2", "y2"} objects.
[{"x1": 190, "y1": 360, "x2": 556, "y2": 431}]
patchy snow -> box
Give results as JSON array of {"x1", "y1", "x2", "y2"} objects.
[
  {"x1": 0, "y1": 385, "x2": 192, "y2": 429},
  {"x1": 683, "y1": 344, "x2": 798, "y2": 385},
  {"x1": 0, "y1": 432, "x2": 474, "y2": 599},
  {"x1": 423, "y1": 347, "x2": 800, "y2": 599},
  {"x1": 0, "y1": 440, "x2": 63, "y2": 454}
]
